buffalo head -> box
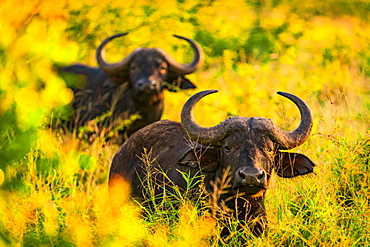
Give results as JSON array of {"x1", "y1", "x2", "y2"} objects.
[
  {"x1": 57, "y1": 33, "x2": 204, "y2": 143},
  {"x1": 109, "y1": 90, "x2": 315, "y2": 236},
  {"x1": 96, "y1": 33, "x2": 203, "y2": 95},
  {"x1": 181, "y1": 90, "x2": 314, "y2": 195}
]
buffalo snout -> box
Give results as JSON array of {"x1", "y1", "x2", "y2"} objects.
[
  {"x1": 234, "y1": 166, "x2": 267, "y2": 192},
  {"x1": 136, "y1": 78, "x2": 158, "y2": 92}
]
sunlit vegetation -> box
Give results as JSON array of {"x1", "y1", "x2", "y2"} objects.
[{"x1": 0, "y1": 0, "x2": 369, "y2": 246}]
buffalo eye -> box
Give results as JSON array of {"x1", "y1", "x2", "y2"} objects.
[
  {"x1": 224, "y1": 146, "x2": 232, "y2": 153},
  {"x1": 160, "y1": 66, "x2": 167, "y2": 74},
  {"x1": 130, "y1": 64, "x2": 137, "y2": 71}
]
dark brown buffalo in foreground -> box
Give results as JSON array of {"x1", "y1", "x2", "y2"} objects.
[
  {"x1": 59, "y1": 33, "x2": 203, "y2": 143},
  {"x1": 109, "y1": 90, "x2": 315, "y2": 236}
]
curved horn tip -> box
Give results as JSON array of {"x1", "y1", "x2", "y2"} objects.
[
  {"x1": 277, "y1": 91, "x2": 292, "y2": 98},
  {"x1": 172, "y1": 34, "x2": 193, "y2": 42},
  {"x1": 277, "y1": 91, "x2": 308, "y2": 103},
  {"x1": 276, "y1": 91, "x2": 311, "y2": 108},
  {"x1": 194, "y1": 90, "x2": 218, "y2": 98},
  {"x1": 108, "y1": 32, "x2": 129, "y2": 40}
]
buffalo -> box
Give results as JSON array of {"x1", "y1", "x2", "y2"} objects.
[
  {"x1": 59, "y1": 33, "x2": 204, "y2": 143},
  {"x1": 109, "y1": 90, "x2": 315, "y2": 236}
]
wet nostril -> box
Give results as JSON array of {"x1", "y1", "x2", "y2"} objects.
[
  {"x1": 256, "y1": 171, "x2": 267, "y2": 183},
  {"x1": 239, "y1": 170, "x2": 246, "y2": 180},
  {"x1": 137, "y1": 81, "x2": 144, "y2": 88},
  {"x1": 150, "y1": 80, "x2": 157, "y2": 89}
]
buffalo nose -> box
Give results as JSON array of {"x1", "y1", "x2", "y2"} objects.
[
  {"x1": 235, "y1": 167, "x2": 267, "y2": 188},
  {"x1": 137, "y1": 79, "x2": 157, "y2": 91}
]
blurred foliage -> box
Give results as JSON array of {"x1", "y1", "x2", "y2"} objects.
[{"x1": 0, "y1": 0, "x2": 369, "y2": 245}]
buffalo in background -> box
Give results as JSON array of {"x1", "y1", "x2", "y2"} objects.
[
  {"x1": 109, "y1": 90, "x2": 316, "y2": 236},
  {"x1": 58, "y1": 33, "x2": 204, "y2": 144}
]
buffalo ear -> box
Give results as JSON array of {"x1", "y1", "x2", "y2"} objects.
[
  {"x1": 165, "y1": 76, "x2": 196, "y2": 92},
  {"x1": 177, "y1": 76, "x2": 196, "y2": 90},
  {"x1": 274, "y1": 152, "x2": 316, "y2": 178},
  {"x1": 56, "y1": 64, "x2": 89, "y2": 89},
  {"x1": 179, "y1": 146, "x2": 219, "y2": 173}
]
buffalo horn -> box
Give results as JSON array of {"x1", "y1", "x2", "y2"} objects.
[
  {"x1": 96, "y1": 33, "x2": 204, "y2": 76},
  {"x1": 96, "y1": 33, "x2": 143, "y2": 75},
  {"x1": 268, "y1": 92, "x2": 313, "y2": 149},
  {"x1": 181, "y1": 91, "x2": 313, "y2": 150},
  {"x1": 153, "y1": 35, "x2": 204, "y2": 75},
  {"x1": 181, "y1": 90, "x2": 230, "y2": 145}
]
